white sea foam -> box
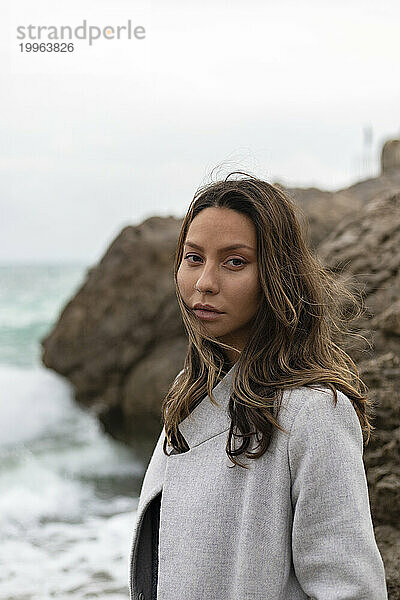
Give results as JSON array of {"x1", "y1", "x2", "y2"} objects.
[
  {"x1": 0, "y1": 364, "x2": 142, "y2": 599},
  {"x1": 0, "y1": 264, "x2": 145, "y2": 598}
]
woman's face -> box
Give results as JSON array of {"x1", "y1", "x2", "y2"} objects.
[{"x1": 177, "y1": 207, "x2": 262, "y2": 362}]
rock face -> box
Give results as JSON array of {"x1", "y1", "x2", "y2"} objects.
[
  {"x1": 382, "y1": 139, "x2": 400, "y2": 174},
  {"x1": 41, "y1": 216, "x2": 187, "y2": 444},
  {"x1": 318, "y1": 191, "x2": 400, "y2": 359},
  {"x1": 41, "y1": 140, "x2": 400, "y2": 596},
  {"x1": 276, "y1": 186, "x2": 363, "y2": 250},
  {"x1": 317, "y1": 190, "x2": 400, "y2": 598},
  {"x1": 282, "y1": 167, "x2": 400, "y2": 249}
]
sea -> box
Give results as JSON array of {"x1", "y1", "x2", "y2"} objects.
[{"x1": 0, "y1": 264, "x2": 145, "y2": 600}]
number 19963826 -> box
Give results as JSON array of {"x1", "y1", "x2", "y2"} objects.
[{"x1": 19, "y1": 43, "x2": 74, "y2": 52}]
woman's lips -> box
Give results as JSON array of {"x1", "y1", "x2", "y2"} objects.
[{"x1": 193, "y1": 309, "x2": 224, "y2": 321}]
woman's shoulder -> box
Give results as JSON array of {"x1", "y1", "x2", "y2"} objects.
[{"x1": 278, "y1": 384, "x2": 361, "y2": 439}]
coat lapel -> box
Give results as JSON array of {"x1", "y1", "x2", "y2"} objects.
[
  {"x1": 138, "y1": 362, "x2": 237, "y2": 511},
  {"x1": 171, "y1": 362, "x2": 237, "y2": 450}
]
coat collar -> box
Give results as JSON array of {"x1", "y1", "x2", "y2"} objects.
[{"x1": 167, "y1": 362, "x2": 238, "y2": 452}]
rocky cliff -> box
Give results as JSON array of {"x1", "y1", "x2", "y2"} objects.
[{"x1": 317, "y1": 189, "x2": 400, "y2": 598}]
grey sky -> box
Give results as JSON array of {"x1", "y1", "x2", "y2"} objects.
[{"x1": 2, "y1": 0, "x2": 399, "y2": 263}]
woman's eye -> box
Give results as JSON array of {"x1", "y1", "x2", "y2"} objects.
[
  {"x1": 184, "y1": 254, "x2": 202, "y2": 263},
  {"x1": 184, "y1": 254, "x2": 246, "y2": 268},
  {"x1": 227, "y1": 258, "x2": 246, "y2": 267}
]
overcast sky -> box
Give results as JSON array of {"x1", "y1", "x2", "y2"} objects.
[{"x1": 2, "y1": 0, "x2": 399, "y2": 264}]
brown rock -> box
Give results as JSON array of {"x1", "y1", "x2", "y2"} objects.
[
  {"x1": 382, "y1": 139, "x2": 400, "y2": 174},
  {"x1": 317, "y1": 190, "x2": 400, "y2": 359},
  {"x1": 317, "y1": 191, "x2": 400, "y2": 595},
  {"x1": 277, "y1": 160, "x2": 400, "y2": 250},
  {"x1": 372, "y1": 299, "x2": 400, "y2": 336},
  {"x1": 278, "y1": 186, "x2": 363, "y2": 249},
  {"x1": 41, "y1": 216, "x2": 187, "y2": 442}
]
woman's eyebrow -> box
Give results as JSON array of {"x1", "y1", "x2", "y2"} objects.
[{"x1": 184, "y1": 241, "x2": 256, "y2": 252}]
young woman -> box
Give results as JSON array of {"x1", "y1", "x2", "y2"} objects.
[{"x1": 129, "y1": 174, "x2": 388, "y2": 600}]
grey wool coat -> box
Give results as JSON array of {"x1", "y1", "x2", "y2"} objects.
[{"x1": 128, "y1": 362, "x2": 388, "y2": 600}]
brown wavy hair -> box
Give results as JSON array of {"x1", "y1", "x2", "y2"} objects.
[{"x1": 161, "y1": 172, "x2": 374, "y2": 468}]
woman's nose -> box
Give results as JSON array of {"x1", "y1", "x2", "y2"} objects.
[{"x1": 195, "y1": 266, "x2": 219, "y2": 294}]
